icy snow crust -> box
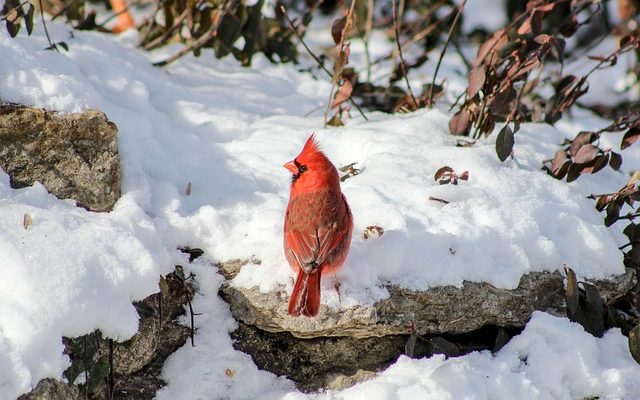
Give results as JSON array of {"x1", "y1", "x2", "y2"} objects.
[{"x1": 0, "y1": 18, "x2": 638, "y2": 399}]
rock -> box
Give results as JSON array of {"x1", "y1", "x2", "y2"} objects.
[
  {"x1": 113, "y1": 278, "x2": 194, "y2": 376},
  {"x1": 230, "y1": 322, "x2": 404, "y2": 392},
  {"x1": 219, "y1": 260, "x2": 635, "y2": 339},
  {"x1": 0, "y1": 104, "x2": 120, "y2": 212},
  {"x1": 55, "y1": 270, "x2": 193, "y2": 400},
  {"x1": 18, "y1": 378, "x2": 80, "y2": 400},
  {"x1": 113, "y1": 302, "x2": 160, "y2": 375}
]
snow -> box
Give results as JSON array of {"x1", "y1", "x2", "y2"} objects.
[
  {"x1": 0, "y1": 13, "x2": 639, "y2": 400},
  {"x1": 321, "y1": 312, "x2": 640, "y2": 400}
]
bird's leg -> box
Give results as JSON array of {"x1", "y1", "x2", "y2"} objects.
[{"x1": 333, "y1": 273, "x2": 341, "y2": 303}]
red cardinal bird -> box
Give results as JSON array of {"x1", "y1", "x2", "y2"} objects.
[{"x1": 283, "y1": 134, "x2": 353, "y2": 317}]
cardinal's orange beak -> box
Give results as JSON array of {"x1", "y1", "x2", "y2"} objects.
[{"x1": 283, "y1": 160, "x2": 298, "y2": 174}]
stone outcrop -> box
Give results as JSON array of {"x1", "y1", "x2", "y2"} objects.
[
  {"x1": 219, "y1": 259, "x2": 635, "y2": 390},
  {"x1": 0, "y1": 104, "x2": 120, "y2": 212},
  {"x1": 219, "y1": 260, "x2": 635, "y2": 339},
  {"x1": 21, "y1": 271, "x2": 192, "y2": 400},
  {"x1": 18, "y1": 379, "x2": 80, "y2": 400}
]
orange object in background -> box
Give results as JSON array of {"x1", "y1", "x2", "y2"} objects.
[{"x1": 109, "y1": 0, "x2": 135, "y2": 33}]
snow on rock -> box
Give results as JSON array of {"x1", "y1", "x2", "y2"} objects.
[
  {"x1": 159, "y1": 288, "x2": 640, "y2": 400},
  {"x1": 0, "y1": 175, "x2": 169, "y2": 398},
  {"x1": 0, "y1": 16, "x2": 636, "y2": 399},
  {"x1": 315, "y1": 312, "x2": 640, "y2": 400}
]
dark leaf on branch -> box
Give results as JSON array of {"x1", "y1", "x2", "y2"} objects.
[
  {"x1": 605, "y1": 199, "x2": 621, "y2": 227},
  {"x1": 573, "y1": 144, "x2": 598, "y2": 164},
  {"x1": 559, "y1": 14, "x2": 578, "y2": 37},
  {"x1": 331, "y1": 80, "x2": 353, "y2": 109},
  {"x1": 624, "y1": 223, "x2": 640, "y2": 242},
  {"x1": 475, "y1": 28, "x2": 507, "y2": 66},
  {"x1": 591, "y1": 154, "x2": 609, "y2": 174},
  {"x1": 6, "y1": 19, "x2": 19, "y2": 37},
  {"x1": 489, "y1": 85, "x2": 517, "y2": 116},
  {"x1": 467, "y1": 65, "x2": 486, "y2": 98},
  {"x1": 566, "y1": 162, "x2": 584, "y2": 182},
  {"x1": 551, "y1": 150, "x2": 567, "y2": 174},
  {"x1": 622, "y1": 127, "x2": 640, "y2": 150},
  {"x1": 569, "y1": 131, "x2": 595, "y2": 156},
  {"x1": 24, "y1": 4, "x2": 34, "y2": 35},
  {"x1": 582, "y1": 283, "x2": 605, "y2": 337},
  {"x1": 331, "y1": 15, "x2": 347, "y2": 45},
  {"x1": 610, "y1": 152, "x2": 623, "y2": 170},
  {"x1": 496, "y1": 125, "x2": 514, "y2": 162},
  {"x1": 595, "y1": 195, "x2": 610, "y2": 212},
  {"x1": 449, "y1": 109, "x2": 472, "y2": 136},
  {"x1": 552, "y1": 161, "x2": 571, "y2": 179}
]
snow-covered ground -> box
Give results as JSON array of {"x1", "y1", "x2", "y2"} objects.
[{"x1": 1, "y1": 12, "x2": 640, "y2": 399}]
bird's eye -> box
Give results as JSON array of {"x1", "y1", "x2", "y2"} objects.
[{"x1": 294, "y1": 159, "x2": 308, "y2": 174}]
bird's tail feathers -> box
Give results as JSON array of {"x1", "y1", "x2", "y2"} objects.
[{"x1": 288, "y1": 268, "x2": 322, "y2": 317}]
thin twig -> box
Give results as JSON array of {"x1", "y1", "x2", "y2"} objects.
[
  {"x1": 451, "y1": 37, "x2": 471, "y2": 71},
  {"x1": 392, "y1": 0, "x2": 417, "y2": 107},
  {"x1": 428, "y1": 196, "x2": 449, "y2": 204},
  {"x1": 38, "y1": 0, "x2": 58, "y2": 51},
  {"x1": 96, "y1": 6, "x2": 131, "y2": 29},
  {"x1": 142, "y1": 7, "x2": 189, "y2": 50},
  {"x1": 428, "y1": 0, "x2": 466, "y2": 106},
  {"x1": 620, "y1": 242, "x2": 636, "y2": 250},
  {"x1": 280, "y1": 6, "x2": 331, "y2": 76},
  {"x1": 618, "y1": 212, "x2": 640, "y2": 221},
  {"x1": 324, "y1": 0, "x2": 358, "y2": 126},
  {"x1": 51, "y1": 0, "x2": 81, "y2": 21},
  {"x1": 369, "y1": 0, "x2": 448, "y2": 67},
  {"x1": 363, "y1": 0, "x2": 374, "y2": 84},
  {"x1": 304, "y1": 104, "x2": 326, "y2": 117},
  {"x1": 186, "y1": 294, "x2": 202, "y2": 346},
  {"x1": 152, "y1": 23, "x2": 216, "y2": 67},
  {"x1": 280, "y1": 5, "x2": 367, "y2": 121},
  {"x1": 448, "y1": 89, "x2": 466, "y2": 111}
]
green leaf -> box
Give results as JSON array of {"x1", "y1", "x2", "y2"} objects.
[{"x1": 495, "y1": 125, "x2": 514, "y2": 162}]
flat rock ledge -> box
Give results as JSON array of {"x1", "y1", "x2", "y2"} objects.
[
  {"x1": 218, "y1": 260, "x2": 636, "y2": 339},
  {"x1": 0, "y1": 104, "x2": 120, "y2": 212}
]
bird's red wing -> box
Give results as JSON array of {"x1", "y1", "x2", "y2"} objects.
[{"x1": 284, "y1": 219, "x2": 350, "y2": 274}]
